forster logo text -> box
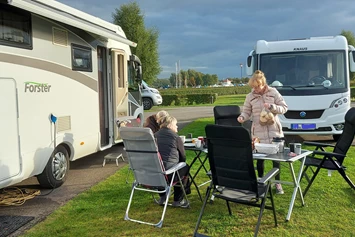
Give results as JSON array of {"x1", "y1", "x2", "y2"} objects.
[{"x1": 25, "y1": 82, "x2": 51, "y2": 92}]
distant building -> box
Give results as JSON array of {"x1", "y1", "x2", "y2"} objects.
[{"x1": 221, "y1": 79, "x2": 233, "y2": 87}]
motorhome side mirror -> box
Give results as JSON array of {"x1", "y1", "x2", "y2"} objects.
[
  {"x1": 247, "y1": 56, "x2": 252, "y2": 67},
  {"x1": 136, "y1": 66, "x2": 142, "y2": 83},
  {"x1": 350, "y1": 51, "x2": 355, "y2": 72}
]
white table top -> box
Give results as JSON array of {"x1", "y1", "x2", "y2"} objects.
[{"x1": 253, "y1": 149, "x2": 313, "y2": 162}]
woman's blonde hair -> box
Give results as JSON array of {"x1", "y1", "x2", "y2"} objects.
[
  {"x1": 159, "y1": 115, "x2": 177, "y2": 128},
  {"x1": 155, "y1": 110, "x2": 169, "y2": 125},
  {"x1": 248, "y1": 70, "x2": 267, "y2": 88}
]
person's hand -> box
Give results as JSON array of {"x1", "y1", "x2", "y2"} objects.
[
  {"x1": 237, "y1": 116, "x2": 244, "y2": 123},
  {"x1": 264, "y1": 103, "x2": 271, "y2": 109}
]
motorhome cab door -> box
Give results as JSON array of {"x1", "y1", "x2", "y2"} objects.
[
  {"x1": 0, "y1": 78, "x2": 21, "y2": 182},
  {"x1": 111, "y1": 49, "x2": 128, "y2": 142}
]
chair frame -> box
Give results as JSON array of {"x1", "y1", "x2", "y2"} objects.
[
  {"x1": 301, "y1": 141, "x2": 355, "y2": 196},
  {"x1": 125, "y1": 162, "x2": 188, "y2": 228},
  {"x1": 193, "y1": 125, "x2": 279, "y2": 237},
  {"x1": 301, "y1": 107, "x2": 355, "y2": 196},
  {"x1": 120, "y1": 127, "x2": 189, "y2": 228}
]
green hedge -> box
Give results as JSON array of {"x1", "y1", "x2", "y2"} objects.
[
  {"x1": 160, "y1": 86, "x2": 250, "y2": 96},
  {"x1": 161, "y1": 93, "x2": 218, "y2": 106}
]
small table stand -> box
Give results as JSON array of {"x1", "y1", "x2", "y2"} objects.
[{"x1": 102, "y1": 153, "x2": 125, "y2": 167}]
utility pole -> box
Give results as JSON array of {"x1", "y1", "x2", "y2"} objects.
[
  {"x1": 178, "y1": 60, "x2": 181, "y2": 88},
  {"x1": 240, "y1": 63, "x2": 243, "y2": 80},
  {"x1": 175, "y1": 62, "x2": 178, "y2": 88}
]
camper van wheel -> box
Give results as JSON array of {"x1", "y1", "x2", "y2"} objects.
[
  {"x1": 37, "y1": 145, "x2": 69, "y2": 189},
  {"x1": 143, "y1": 98, "x2": 153, "y2": 110}
]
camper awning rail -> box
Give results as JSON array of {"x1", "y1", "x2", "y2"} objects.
[{"x1": 7, "y1": 0, "x2": 137, "y2": 47}]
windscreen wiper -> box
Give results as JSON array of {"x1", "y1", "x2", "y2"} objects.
[
  {"x1": 273, "y1": 85, "x2": 296, "y2": 90},
  {"x1": 295, "y1": 84, "x2": 329, "y2": 89}
]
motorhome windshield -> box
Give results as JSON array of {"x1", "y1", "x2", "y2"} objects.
[{"x1": 260, "y1": 51, "x2": 347, "y2": 96}]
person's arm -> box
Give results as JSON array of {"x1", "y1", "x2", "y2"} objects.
[
  {"x1": 269, "y1": 91, "x2": 288, "y2": 114},
  {"x1": 176, "y1": 136, "x2": 186, "y2": 162},
  {"x1": 239, "y1": 94, "x2": 252, "y2": 121}
]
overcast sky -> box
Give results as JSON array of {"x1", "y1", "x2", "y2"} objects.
[{"x1": 57, "y1": 0, "x2": 355, "y2": 80}]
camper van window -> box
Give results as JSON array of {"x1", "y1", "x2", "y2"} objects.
[
  {"x1": 0, "y1": 4, "x2": 32, "y2": 49},
  {"x1": 71, "y1": 44, "x2": 92, "y2": 72}
]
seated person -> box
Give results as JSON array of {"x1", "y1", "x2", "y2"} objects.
[
  {"x1": 144, "y1": 110, "x2": 169, "y2": 133},
  {"x1": 155, "y1": 115, "x2": 190, "y2": 207}
]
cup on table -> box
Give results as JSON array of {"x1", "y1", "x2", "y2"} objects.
[
  {"x1": 197, "y1": 136, "x2": 205, "y2": 146},
  {"x1": 187, "y1": 133, "x2": 193, "y2": 139},
  {"x1": 195, "y1": 139, "x2": 202, "y2": 148},
  {"x1": 289, "y1": 143, "x2": 302, "y2": 155},
  {"x1": 179, "y1": 135, "x2": 186, "y2": 143}
]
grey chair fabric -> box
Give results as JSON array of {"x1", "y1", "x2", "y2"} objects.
[
  {"x1": 193, "y1": 125, "x2": 279, "y2": 237},
  {"x1": 120, "y1": 127, "x2": 189, "y2": 228},
  {"x1": 302, "y1": 107, "x2": 355, "y2": 196}
]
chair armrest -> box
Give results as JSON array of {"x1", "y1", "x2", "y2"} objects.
[
  {"x1": 258, "y1": 168, "x2": 279, "y2": 184},
  {"x1": 164, "y1": 162, "x2": 186, "y2": 175},
  {"x1": 303, "y1": 141, "x2": 335, "y2": 148},
  {"x1": 312, "y1": 150, "x2": 346, "y2": 160}
]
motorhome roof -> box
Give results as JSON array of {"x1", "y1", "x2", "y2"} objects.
[
  {"x1": 8, "y1": 0, "x2": 137, "y2": 47},
  {"x1": 255, "y1": 35, "x2": 348, "y2": 53}
]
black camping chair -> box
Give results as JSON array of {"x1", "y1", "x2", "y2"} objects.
[
  {"x1": 213, "y1": 105, "x2": 241, "y2": 126},
  {"x1": 193, "y1": 125, "x2": 279, "y2": 237},
  {"x1": 301, "y1": 107, "x2": 355, "y2": 197}
]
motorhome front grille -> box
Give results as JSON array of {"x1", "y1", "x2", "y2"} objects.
[
  {"x1": 57, "y1": 116, "x2": 71, "y2": 132},
  {"x1": 284, "y1": 110, "x2": 324, "y2": 119},
  {"x1": 52, "y1": 27, "x2": 68, "y2": 46}
]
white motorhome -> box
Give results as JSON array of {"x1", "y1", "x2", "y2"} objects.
[
  {"x1": 0, "y1": 0, "x2": 144, "y2": 189},
  {"x1": 246, "y1": 36, "x2": 355, "y2": 141}
]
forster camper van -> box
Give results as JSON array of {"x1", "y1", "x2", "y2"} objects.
[
  {"x1": 246, "y1": 36, "x2": 355, "y2": 141},
  {"x1": 0, "y1": 0, "x2": 144, "y2": 189}
]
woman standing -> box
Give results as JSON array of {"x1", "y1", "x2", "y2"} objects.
[{"x1": 237, "y1": 70, "x2": 288, "y2": 194}]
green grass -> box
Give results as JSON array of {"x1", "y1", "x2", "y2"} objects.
[
  {"x1": 23, "y1": 118, "x2": 355, "y2": 237},
  {"x1": 150, "y1": 94, "x2": 246, "y2": 112}
]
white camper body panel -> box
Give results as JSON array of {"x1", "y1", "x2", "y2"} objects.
[{"x1": 0, "y1": 0, "x2": 143, "y2": 189}]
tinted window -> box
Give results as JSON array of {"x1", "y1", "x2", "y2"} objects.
[
  {"x1": 0, "y1": 4, "x2": 32, "y2": 49},
  {"x1": 71, "y1": 44, "x2": 92, "y2": 72}
]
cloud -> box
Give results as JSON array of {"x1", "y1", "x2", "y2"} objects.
[{"x1": 58, "y1": 0, "x2": 355, "y2": 79}]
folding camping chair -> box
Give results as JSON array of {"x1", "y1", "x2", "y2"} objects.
[
  {"x1": 213, "y1": 105, "x2": 241, "y2": 126},
  {"x1": 301, "y1": 107, "x2": 355, "y2": 197},
  {"x1": 120, "y1": 127, "x2": 189, "y2": 228},
  {"x1": 194, "y1": 125, "x2": 279, "y2": 237}
]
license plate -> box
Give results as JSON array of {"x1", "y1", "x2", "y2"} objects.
[{"x1": 291, "y1": 123, "x2": 316, "y2": 130}]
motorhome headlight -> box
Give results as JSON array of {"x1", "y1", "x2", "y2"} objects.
[
  {"x1": 150, "y1": 89, "x2": 160, "y2": 94},
  {"x1": 334, "y1": 123, "x2": 344, "y2": 131},
  {"x1": 330, "y1": 96, "x2": 349, "y2": 108}
]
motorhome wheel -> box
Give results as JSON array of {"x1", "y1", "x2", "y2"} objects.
[
  {"x1": 37, "y1": 145, "x2": 69, "y2": 188},
  {"x1": 143, "y1": 98, "x2": 153, "y2": 110}
]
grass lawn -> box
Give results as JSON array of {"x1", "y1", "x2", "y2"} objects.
[{"x1": 23, "y1": 118, "x2": 355, "y2": 237}]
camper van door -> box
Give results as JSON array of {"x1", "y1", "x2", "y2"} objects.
[
  {"x1": 111, "y1": 49, "x2": 129, "y2": 142},
  {"x1": 0, "y1": 78, "x2": 21, "y2": 182}
]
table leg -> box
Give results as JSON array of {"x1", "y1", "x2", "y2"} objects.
[
  {"x1": 188, "y1": 151, "x2": 210, "y2": 202},
  {"x1": 286, "y1": 157, "x2": 306, "y2": 221}
]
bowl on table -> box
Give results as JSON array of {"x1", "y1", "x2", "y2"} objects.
[{"x1": 255, "y1": 143, "x2": 279, "y2": 154}]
